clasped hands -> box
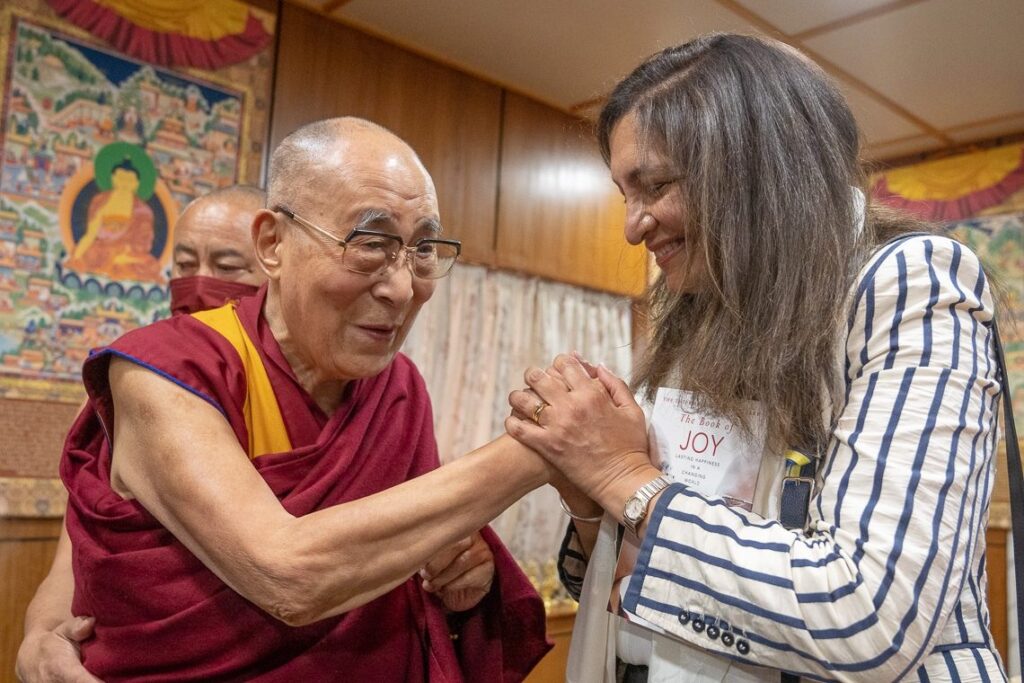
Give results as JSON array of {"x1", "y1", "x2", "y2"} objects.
[
  {"x1": 419, "y1": 531, "x2": 494, "y2": 613},
  {"x1": 505, "y1": 353, "x2": 658, "y2": 518},
  {"x1": 421, "y1": 354, "x2": 655, "y2": 615}
]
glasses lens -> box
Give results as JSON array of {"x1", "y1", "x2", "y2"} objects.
[
  {"x1": 343, "y1": 234, "x2": 399, "y2": 274},
  {"x1": 412, "y1": 241, "x2": 459, "y2": 279}
]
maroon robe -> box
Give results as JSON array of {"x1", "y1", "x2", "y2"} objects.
[{"x1": 61, "y1": 287, "x2": 550, "y2": 681}]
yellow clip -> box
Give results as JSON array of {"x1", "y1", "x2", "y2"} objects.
[{"x1": 785, "y1": 450, "x2": 810, "y2": 478}]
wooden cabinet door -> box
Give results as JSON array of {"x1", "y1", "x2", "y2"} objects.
[
  {"x1": 496, "y1": 93, "x2": 646, "y2": 296},
  {"x1": 272, "y1": 4, "x2": 502, "y2": 265}
]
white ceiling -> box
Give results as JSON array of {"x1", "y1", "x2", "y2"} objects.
[{"x1": 294, "y1": 0, "x2": 1024, "y2": 162}]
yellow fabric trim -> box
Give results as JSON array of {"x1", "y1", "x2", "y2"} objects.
[
  {"x1": 883, "y1": 143, "x2": 1024, "y2": 201},
  {"x1": 192, "y1": 304, "x2": 292, "y2": 459},
  {"x1": 94, "y1": 0, "x2": 250, "y2": 40},
  {"x1": 784, "y1": 450, "x2": 810, "y2": 478}
]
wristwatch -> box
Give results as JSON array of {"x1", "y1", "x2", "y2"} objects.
[{"x1": 622, "y1": 475, "x2": 671, "y2": 536}]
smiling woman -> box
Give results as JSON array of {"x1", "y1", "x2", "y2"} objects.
[
  {"x1": 608, "y1": 112, "x2": 700, "y2": 294},
  {"x1": 504, "y1": 33, "x2": 1010, "y2": 683}
]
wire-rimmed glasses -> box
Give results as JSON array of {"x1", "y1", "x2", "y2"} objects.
[{"x1": 274, "y1": 204, "x2": 461, "y2": 280}]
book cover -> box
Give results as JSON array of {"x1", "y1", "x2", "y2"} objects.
[{"x1": 609, "y1": 387, "x2": 767, "y2": 625}]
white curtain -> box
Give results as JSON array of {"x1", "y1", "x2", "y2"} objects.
[{"x1": 402, "y1": 263, "x2": 633, "y2": 565}]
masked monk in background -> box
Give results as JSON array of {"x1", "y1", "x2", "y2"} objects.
[{"x1": 169, "y1": 184, "x2": 268, "y2": 314}]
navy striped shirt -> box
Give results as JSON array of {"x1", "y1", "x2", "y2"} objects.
[{"x1": 561, "y1": 235, "x2": 1007, "y2": 681}]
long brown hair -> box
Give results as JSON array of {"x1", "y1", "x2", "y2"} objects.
[{"x1": 599, "y1": 34, "x2": 923, "y2": 454}]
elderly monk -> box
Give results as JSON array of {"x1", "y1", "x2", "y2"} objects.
[
  {"x1": 16, "y1": 185, "x2": 270, "y2": 683},
  {"x1": 54, "y1": 118, "x2": 551, "y2": 681}
]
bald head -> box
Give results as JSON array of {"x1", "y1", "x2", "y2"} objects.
[
  {"x1": 173, "y1": 185, "x2": 267, "y2": 286},
  {"x1": 267, "y1": 117, "x2": 435, "y2": 213},
  {"x1": 254, "y1": 117, "x2": 443, "y2": 394}
]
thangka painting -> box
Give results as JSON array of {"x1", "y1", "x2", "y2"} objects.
[
  {"x1": 0, "y1": 16, "x2": 245, "y2": 402},
  {"x1": 944, "y1": 213, "x2": 1024, "y2": 426},
  {"x1": 872, "y1": 145, "x2": 1024, "y2": 429}
]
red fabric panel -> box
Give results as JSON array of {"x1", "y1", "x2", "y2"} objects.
[
  {"x1": 62, "y1": 288, "x2": 550, "y2": 681},
  {"x1": 872, "y1": 148, "x2": 1024, "y2": 222},
  {"x1": 46, "y1": 0, "x2": 272, "y2": 69}
]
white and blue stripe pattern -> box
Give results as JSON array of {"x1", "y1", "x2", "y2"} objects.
[{"x1": 583, "y1": 235, "x2": 1005, "y2": 681}]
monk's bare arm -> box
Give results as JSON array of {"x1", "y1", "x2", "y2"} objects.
[
  {"x1": 19, "y1": 398, "x2": 100, "y2": 682},
  {"x1": 22, "y1": 524, "x2": 73, "y2": 634},
  {"x1": 107, "y1": 359, "x2": 547, "y2": 626}
]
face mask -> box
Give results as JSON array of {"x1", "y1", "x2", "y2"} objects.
[{"x1": 169, "y1": 275, "x2": 260, "y2": 316}]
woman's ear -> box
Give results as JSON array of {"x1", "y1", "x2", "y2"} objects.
[{"x1": 252, "y1": 209, "x2": 284, "y2": 279}]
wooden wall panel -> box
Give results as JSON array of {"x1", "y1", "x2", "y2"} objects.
[
  {"x1": 271, "y1": 4, "x2": 502, "y2": 265},
  {"x1": 986, "y1": 526, "x2": 1009, "y2": 667},
  {"x1": 496, "y1": 92, "x2": 646, "y2": 297},
  {"x1": 0, "y1": 518, "x2": 61, "y2": 681}
]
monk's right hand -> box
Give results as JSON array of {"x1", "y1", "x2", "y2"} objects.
[{"x1": 16, "y1": 616, "x2": 102, "y2": 683}]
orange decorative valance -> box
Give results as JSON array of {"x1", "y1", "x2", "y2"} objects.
[
  {"x1": 46, "y1": 0, "x2": 272, "y2": 69},
  {"x1": 872, "y1": 143, "x2": 1024, "y2": 221}
]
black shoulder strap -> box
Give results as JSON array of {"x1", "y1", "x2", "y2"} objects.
[{"x1": 992, "y1": 318, "x2": 1024, "y2": 675}]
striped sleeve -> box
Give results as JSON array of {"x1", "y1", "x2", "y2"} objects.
[
  {"x1": 558, "y1": 522, "x2": 588, "y2": 601},
  {"x1": 621, "y1": 235, "x2": 1002, "y2": 681}
]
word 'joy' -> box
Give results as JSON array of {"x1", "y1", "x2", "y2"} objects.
[{"x1": 678, "y1": 430, "x2": 726, "y2": 456}]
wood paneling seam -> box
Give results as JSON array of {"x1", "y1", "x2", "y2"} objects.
[
  {"x1": 711, "y1": 0, "x2": 952, "y2": 146},
  {"x1": 789, "y1": 0, "x2": 931, "y2": 41}
]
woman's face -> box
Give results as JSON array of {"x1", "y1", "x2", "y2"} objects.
[{"x1": 608, "y1": 112, "x2": 706, "y2": 294}]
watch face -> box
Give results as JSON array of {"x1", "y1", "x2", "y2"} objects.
[{"x1": 624, "y1": 497, "x2": 645, "y2": 520}]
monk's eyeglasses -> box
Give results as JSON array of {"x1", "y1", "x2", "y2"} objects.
[{"x1": 273, "y1": 205, "x2": 461, "y2": 280}]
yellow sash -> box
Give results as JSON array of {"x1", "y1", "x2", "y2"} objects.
[{"x1": 191, "y1": 304, "x2": 292, "y2": 459}]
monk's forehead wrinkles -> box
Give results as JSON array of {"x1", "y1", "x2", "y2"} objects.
[
  {"x1": 353, "y1": 170, "x2": 433, "y2": 195},
  {"x1": 347, "y1": 202, "x2": 440, "y2": 230}
]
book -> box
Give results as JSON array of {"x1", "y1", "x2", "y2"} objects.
[{"x1": 609, "y1": 387, "x2": 767, "y2": 623}]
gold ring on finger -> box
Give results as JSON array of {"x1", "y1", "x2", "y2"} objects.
[{"x1": 532, "y1": 401, "x2": 549, "y2": 424}]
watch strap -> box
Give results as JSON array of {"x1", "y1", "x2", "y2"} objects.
[{"x1": 623, "y1": 475, "x2": 671, "y2": 535}]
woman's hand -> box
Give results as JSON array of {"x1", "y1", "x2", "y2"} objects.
[
  {"x1": 505, "y1": 354, "x2": 656, "y2": 512},
  {"x1": 506, "y1": 362, "x2": 598, "y2": 510}
]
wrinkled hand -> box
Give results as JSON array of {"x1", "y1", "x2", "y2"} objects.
[
  {"x1": 16, "y1": 616, "x2": 102, "y2": 683},
  {"x1": 505, "y1": 354, "x2": 653, "y2": 509},
  {"x1": 420, "y1": 532, "x2": 494, "y2": 612},
  {"x1": 507, "y1": 362, "x2": 588, "y2": 499}
]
